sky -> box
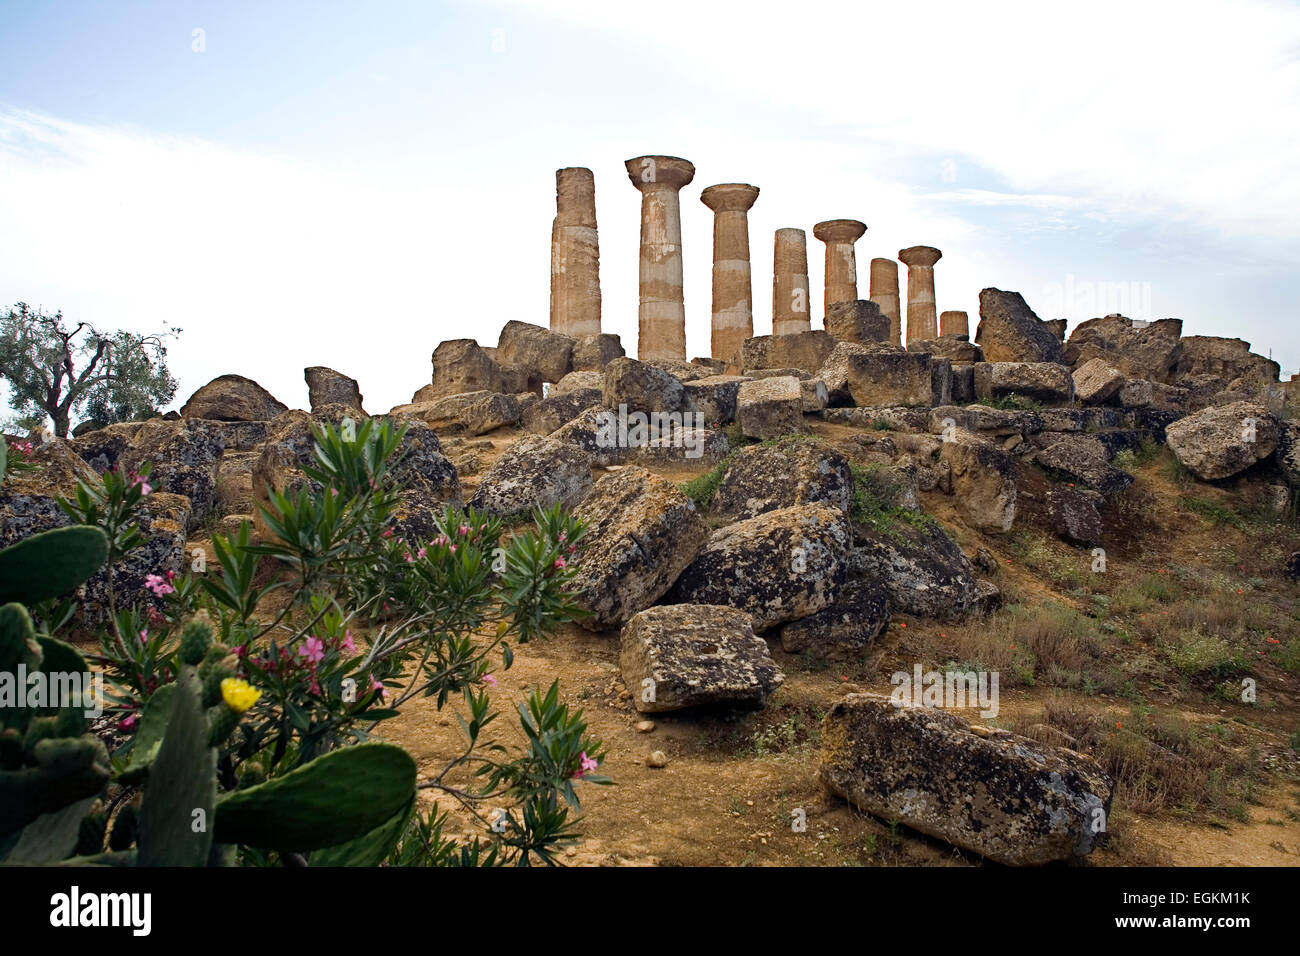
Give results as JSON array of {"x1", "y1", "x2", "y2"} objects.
[{"x1": 1, "y1": 0, "x2": 1298, "y2": 418}]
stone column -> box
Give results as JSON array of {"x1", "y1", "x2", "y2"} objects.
[
  {"x1": 772, "y1": 228, "x2": 810, "y2": 336},
  {"x1": 626, "y1": 155, "x2": 695, "y2": 361},
  {"x1": 700, "y1": 183, "x2": 759, "y2": 366},
  {"x1": 549, "y1": 167, "x2": 601, "y2": 337},
  {"x1": 940, "y1": 310, "x2": 969, "y2": 337},
  {"x1": 899, "y1": 245, "x2": 943, "y2": 344},
  {"x1": 814, "y1": 219, "x2": 867, "y2": 314},
  {"x1": 869, "y1": 258, "x2": 902, "y2": 345}
]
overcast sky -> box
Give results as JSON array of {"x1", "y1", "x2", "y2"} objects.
[{"x1": 2, "y1": 0, "x2": 1298, "y2": 417}]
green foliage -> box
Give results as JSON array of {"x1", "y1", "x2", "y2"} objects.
[
  {"x1": 1179, "y1": 495, "x2": 1246, "y2": 530},
  {"x1": 849, "y1": 462, "x2": 933, "y2": 536},
  {"x1": 681, "y1": 456, "x2": 731, "y2": 510},
  {"x1": 0, "y1": 302, "x2": 179, "y2": 437},
  {"x1": 3, "y1": 413, "x2": 606, "y2": 866}
]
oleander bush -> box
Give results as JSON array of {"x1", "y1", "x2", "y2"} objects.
[{"x1": 0, "y1": 419, "x2": 607, "y2": 866}]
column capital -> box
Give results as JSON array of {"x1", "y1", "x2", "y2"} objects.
[
  {"x1": 701, "y1": 183, "x2": 759, "y2": 213},
  {"x1": 625, "y1": 155, "x2": 695, "y2": 191},
  {"x1": 813, "y1": 219, "x2": 866, "y2": 243},
  {"x1": 899, "y1": 245, "x2": 942, "y2": 267}
]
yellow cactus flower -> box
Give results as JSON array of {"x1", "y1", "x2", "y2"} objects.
[{"x1": 221, "y1": 677, "x2": 261, "y2": 713}]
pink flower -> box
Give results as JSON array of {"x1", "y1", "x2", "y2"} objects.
[
  {"x1": 130, "y1": 473, "x2": 152, "y2": 495},
  {"x1": 165, "y1": 569, "x2": 177, "y2": 582},
  {"x1": 120, "y1": 713, "x2": 137, "y2": 731},
  {"x1": 340, "y1": 630, "x2": 355, "y2": 654},
  {"x1": 558, "y1": 532, "x2": 567, "y2": 543},
  {"x1": 554, "y1": 557, "x2": 567, "y2": 570},
  {"x1": 458, "y1": 524, "x2": 469, "y2": 536},
  {"x1": 138, "y1": 628, "x2": 148, "y2": 644},
  {"x1": 449, "y1": 544, "x2": 457, "y2": 554},
  {"x1": 298, "y1": 636, "x2": 325, "y2": 664},
  {"x1": 370, "y1": 675, "x2": 386, "y2": 700},
  {"x1": 381, "y1": 527, "x2": 395, "y2": 539},
  {"x1": 144, "y1": 574, "x2": 175, "y2": 597},
  {"x1": 573, "y1": 751, "x2": 598, "y2": 778},
  {"x1": 481, "y1": 673, "x2": 498, "y2": 687},
  {"x1": 416, "y1": 547, "x2": 427, "y2": 560},
  {"x1": 308, "y1": 678, "x2": 322, "y2": 696},
  {"x1": 404, "y1": 551, "x2": 414, "y2": 563}
]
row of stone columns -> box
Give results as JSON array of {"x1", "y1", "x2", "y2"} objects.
[{"x1": 547, "y1": 156, "x2": 962, "y2": 363}]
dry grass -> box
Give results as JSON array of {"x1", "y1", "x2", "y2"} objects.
[{"x1": 1010, "y1": 699, "x2": 1262, "y2": 818}]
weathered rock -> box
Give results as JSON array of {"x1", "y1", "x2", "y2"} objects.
[
  {"x1": 820, "y1": 693, "x2": 1113, "y2": 865},
  {"x1": 603, "y1": 357, "x2": 685, "y2": 414},
  {"x1": 1164, "y1": 401, "x2": 1278, "y2": 480},
  {"x1": 824, "y1": 300, "x2": 890, "y2": 344},
  {"x1": 747, "y1": 367, "x2": 811, "y2": 381},
  {"x1": 851, "y1": 517, "x2": 980, "y2": 620},
  {"x1": 950, "y1": 364, "x2": 975, "y2": 404},
  {"x1": 467, "y1": 434, "x2": 592, "y2": 516},
  {"x1": 800, "y1": 378, "x2": 829, "y2": 412},
  {"x1": 817, "y1": 343, "x2": 934, "y2": 407},
  {"x1": 683, "y1": 375, "x2": 747, "y2": 426},
  {"x1": 929, "y1": 404, "x2": 1042, "y2": 438},
  {"x1": 521, "y1": 389, "x2": 602, "y2": 435},
  {"x1": 548, "y1": 405, "x2": 626, "y2": 466},
  {"x1": 496, "y1": 320, "x2": 575, "y2": 383},
  {"x1": 941, "y1": 430, "x2": 1018, "y2": 531},
  {"x1": 428, "y1": 339, "x2": 506, "y2": 398},
  {"x1": 571, "y1": 332, "x2": 626, "y2": 372},
  {"x1": 1072, "y1": 358, "x2": 1124, "y2": 405},
  {"x1": 1043, "y1": 318, "x2": 1068, "y2": 341},
  {"x1": 1276, "y1": 420, "x2": 1300, "y2": 487},
  {"x1": 392, "y1": 391, "x2": 521, "y2": 435},
  {"x1": 1017, "y1": 466, "x2": 1105, "y2": 545},
  {"x1": 645, "y1": 359, "x2": 710, "y2": 383},
  {"x1": 119, "y1": 418, "x2": 227, "y2": 530},
  {"x1": 667, "y1": 503, "x2": 851, "y2": 632},
  {"x1": 0, "y1": 438, "x2": 190, "y2": 623},
  {"x1": 1063, "y1": 315, "x2": 1183, "y2": 383},
  {"x1": 736, "y1": 376, "x2": 803, "y2": 439},
  {"x1": 71, "y1": 421, "x2": 144, "y2": 473},
  {"x1": 632, "y1": 425, "x2": 730, "y2": 467},
  {"x1": 620, "y1": 605, "x2": 783, "y2": 713},
  {"x1": 1171, "y1": 335, "x2": 1281, "y2": 409},
  {"x1": 1034, "y1": 438, "x2": 1133, "y2": 496},
  {"x1": 1117, "y1": 379, "x2": 1189, "y2": 412},
  {"x1": 740, "y1": 330, "x2": 837, "y2": 375},
  {"x1": 779, "y1": 578, "x2": 889, "y2": 654},
  {"x1": 906, "y1": 334, "x2": 983, "y2": 364},
  {"x1": 690, "y1": 357, "x2": 729, "y2": 375},
  {"x1": 569, "y1": 467, "x2": 709, "y2": 631},
  {"x1": 973, "y1": 362, "x2": 1075, "y2": 405},
  {"x1": 180, "y1": 374, "x2": 288, "y2": 422},
  {"x1": 711, "y1": 438, "x2": 853, "y2": 522},
  {"x1": 975, "y1": 289, "x2": 1064, "y2": 363},
  {"x1": 551, "y1": 370, "x2": 604, "y2": 395},
  {"x1": 304, "y1": 366, "x2": 365, "y2": 413}
]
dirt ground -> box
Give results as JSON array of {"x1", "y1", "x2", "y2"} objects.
[{"x1": 368, "y1": 421, "x2": 1300, "y2": 867}]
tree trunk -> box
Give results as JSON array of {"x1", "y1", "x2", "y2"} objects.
[{"x1": 51, "y1": 408, "x2": 71, "y2": 438}]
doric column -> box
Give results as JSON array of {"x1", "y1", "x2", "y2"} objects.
[
  {"x1": 813, "y1": 219, "x2": 867, "y2": 312},
  {"x1": 940, "y1": 310, "x2": 969, "y2": 337},
  {"x1": 772, "y1": 228, "x2": 810, "y2": 336},
  {"x1": 700, "y1": 183, "x2": 759, "y2": 366},
  {"x1": 869, "y1": 258, "x2": 902, "y2": 345},
  {"x1": 899, "y1": 245, "x2": 943, "y2": 344},
  {"x1": 549, "y1": 167, "x2": 601, "y2": 337},
  {"x1": 626, "y1": 155, "x2": 695, "y2": 361}
]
